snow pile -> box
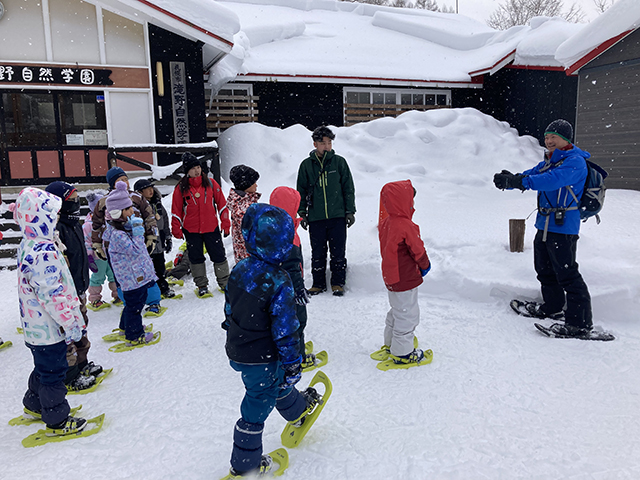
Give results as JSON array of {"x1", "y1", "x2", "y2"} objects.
[
  {"x1": 217, "y1": 0, "x2": 584, "y2": 83},
  {"x1": 2, "y1": 108, "x2": 640, "y2": 479},
  {"x1": 128, "y1": 0, "x2": 240, "y2": 40},
  {"x1": 556, "y1": 0, "x2": 640, "y2": 68}
]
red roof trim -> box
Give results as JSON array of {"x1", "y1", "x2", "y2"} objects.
[
  {"x1": 239, "y1": 72, "x2": 479, "y2": 86},
  {"x1": 468, "y1": 49, "x2": 516, "y2": 77},
  {"x1": 134, "y1": 0, "x2": 233, "y2": 47},
  {"x1": 566, "y1": 29, "x2": 634, "y2": 75},
  {"x1": 507, "y1": 64, "x2": 566, "y2": 72}
]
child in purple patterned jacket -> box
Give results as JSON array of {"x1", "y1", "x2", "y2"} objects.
[{"x1": 102, "y1": 182, "x2": 157, "y2": 345}]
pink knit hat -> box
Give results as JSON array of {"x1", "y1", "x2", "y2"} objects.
[{"x1": 105, "y1": 181, "x2": 132, "y2": 219}]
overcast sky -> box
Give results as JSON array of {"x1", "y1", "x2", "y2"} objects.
[{"x1": 443, "y1": 0, "x2": 604, "y2": 25}]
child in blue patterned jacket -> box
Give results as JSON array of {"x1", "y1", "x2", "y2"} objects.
[{"x1": 102, "y1": 182, "x2": 157, "y2": 345}]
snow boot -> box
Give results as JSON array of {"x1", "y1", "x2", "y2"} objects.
[
  {"x1": 228, "y1": 454, "x2": 273, "y2": 478},
  {"x1": 331, "y1": 285, "x2": 345, "y2": 297},
  {"x1": 307, "y1": 286, "x2": 326, "y2": 296},
  {"x1": 126, "y1": 331, "x2": 155, "y2": 347},
  {"x1": 390, "y1": 348, "x2": 426, "y2": 365},
  {"x1": 66, "y1": 374, "x2": 96, "y2": 392},
  {"x1": 292, "y1": 387, "x2": 322, "y2": 427},
  {"x1": 45, "y1": 416, "x2": 87, "y2": 437},
  {"x1": 191, "y1": 262, "x2": 209, "y2": 291},
  {"x1": 511, "y1": 300, "x2": 564, "y2": 320},
  {"x1": 79, "y1": 361, "x2": 103, "y2": 377},
  {"x1": 301, "y1": 353, "x2": 316, "y2": 370},
  {"x1": 214, "y1": 260, "x2": 230, "y2": 291}
]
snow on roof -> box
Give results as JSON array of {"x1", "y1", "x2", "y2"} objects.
[
  {"x1": 213, "y1": 0, "x2": 584, "y2": 87},
  {"x1": 99, "y1": 0, "x2": 240, "y2": 51},
  {"x1": 555, "y1": 0, "x2": 640, "y2": 72}
]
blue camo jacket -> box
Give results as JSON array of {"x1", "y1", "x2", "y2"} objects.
[
  {"x1": 224, "y1": 203, "x2": 301, "y2": 365},
  {"x1": 521, "y1": 145, "x2": 590, "y2": 235}
]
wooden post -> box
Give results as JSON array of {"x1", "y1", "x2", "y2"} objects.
[{"x1": 509, "y1": 219, "x2": 525, "y2": 253}]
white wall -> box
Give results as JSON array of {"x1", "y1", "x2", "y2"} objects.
[
  {"x1": 49, "y1": 0, "x2": 100, "y2": 64},
  {"x1": 103, "y1": 10, "x2": 147, "y2": 66},
  {"x1": 108, "y1": 92, "x2": 154, "y2": 145},
  {"x1": 0, "y1": 0, "x2": 47, "y2": 61}
]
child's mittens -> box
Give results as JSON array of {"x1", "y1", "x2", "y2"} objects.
[
  {"x1": 223, "y1": 228, "x2": 230, "y2": 238},
  {"x1": 88, "y1": 254, "x2": 98, "y2": 273},
  {"x1": 294, "y1": 289, "x2": 309, "y2": 306},
  {"x1": 281, "y1": 356, "x2": 302, "y2": 387},
  {"x1": 164, "y1": 237, "x2": 173, "y2": 254},
  {"x1": 64, "y1": 323, "x2": 83, "y2": 345},
  {"x1": 131, "y1": 217, "x2": 145, "y2": 237},
  {"x1": 420, "y1": 265, "x2": 431, "y2": 277}
]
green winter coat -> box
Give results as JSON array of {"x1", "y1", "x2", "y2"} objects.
[{"x1": 296, "y1": 149, "x2": 356, "y2": 222}]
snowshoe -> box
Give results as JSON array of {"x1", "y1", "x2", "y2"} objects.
[
  {"x1": 102, "y1": 324, "x2": 152, "y2": 342},
  {"x1": 67, "y1": 369, "x2": 113, "y2": 395},
  {"x1": 281, "y1": 370, "x2": 332, "y2": 448},
  {"x1": 510, "y1": 299, "x2": 564, "y2": 321},
  {"x1": 222, "y1": 448, "x2": 289, "y2": 479},
  {"x1": 534, "y1": 323, "x2": 615, "y2": 341},
  {"x1": 109, "y1": 332, "x2": 161, "y2": 353},
  {"x1": 22, "y1": 414, "x2": 105, "y2": 448},
  {"x1": 143, "y1": 304, "x2": 167, "y2": 318},
  {"x1": 301, "y1": 351, "x2": 328, "y2": 373},
  {"x1": 112, "y1": 298, "x2": 123, "y2": 307},
  {"x1": 87, "y1": 300, "x2": 111, "y2": 312},
  {"x1": 0, "y1": 339, "x2": 12, "y2": 351},
  {"x1": 377, "y1": 348, "x2": 433, "y2": 371},
  {"x1": 195, "y1": 287, "x2": 213, "y2": 299},
  {"x1": 66, "y1": 374, "x2": 96, "y2": 392},
  {"x1": 304, "y1": 341, "x2": 313, "y2": 356},
  {"x1": 167, "y1": 277, "x2": 184, "y2": 287},
  {"x1": 9, "y1": 405, "x2": 83, "y2": 426},
  {"x1": 161, "y1": 289, "x2": 183, "y2": 300},
  {"x1": 370, "y1": 336, "x2": 418, "y2": 362},
  {"x1": 79, "y1": 361, "x2": 103, "y2": 377}
]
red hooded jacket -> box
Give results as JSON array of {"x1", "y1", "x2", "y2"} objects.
[
  {"x1": 171, "y1": 175, "x2": 230, "y2": 237},
  {"x1": 379, "y1": 180, "x2": 430, "y2": 292}
]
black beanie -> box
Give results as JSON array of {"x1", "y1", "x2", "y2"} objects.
[
  {"x1": 544, "y1": 119, "x2": 573, "y2": 143},
  {"x1": 229, "y1": 165, "x2": 260, "y2": 191},
  {"x1": 182, "y1": 152, "x2": 201, "y2": 174}
]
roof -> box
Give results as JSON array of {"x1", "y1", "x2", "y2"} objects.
[
  {"x1": 555, "y1": 0, "x2": 640, "y2": 74},
  {"x1": 89, "y1": 0, "x2": 240, "y2": 55},
  {"x1": 212, "y1": 0, "x2": 584, "y2": 88}
]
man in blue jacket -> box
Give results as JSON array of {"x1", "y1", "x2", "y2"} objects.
[{"x1": 493, "y1": 119, "x2": 593, "y2": 338}]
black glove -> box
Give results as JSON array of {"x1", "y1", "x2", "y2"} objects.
[
  {"x1": 294, "y1": 289, "x2": 309, "y2": 306},
  {"x1": 164, "y1": 237, "x2": 173, "y2": 254},
  {"x1": 281, "y1": 356, "x2": 302, "y2": 387},
  {"x1": 299, "y1": 213, "x2": 309, "y2": 230},
  {"x1": 346, "y1": 213, "x2": 355, "y2": 228},
  {"x1": 493, "y1": 170, "x2": 526, "y2": 191}
]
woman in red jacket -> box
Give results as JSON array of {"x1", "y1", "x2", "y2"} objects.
[
  {"x1": 377, "y1": 179, "x2": 431, "y2": 368},
  {"x1": 171, "y1": 153, "x2": 231, "y2": 297}
]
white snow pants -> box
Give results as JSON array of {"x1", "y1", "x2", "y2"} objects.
[{"x1": 384, "y1": 287, "x2": 420, "y2": 357}]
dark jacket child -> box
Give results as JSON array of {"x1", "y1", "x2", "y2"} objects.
[
  {"x1": 269, "y1": 186, "x2": 313, "y2": 368},
  {"x1": 227, "y1": 164, "x2": 261, "y2": 263},
  {"x1": 102, "y1": 182, "x2": 157, "y2": 345},
  {"x1": 133, "y1": 178, "x2": 176, "y2": 299},
  {"x1": 379, "y1": 180, "x2": 431, "y2": 366},
  {"x1": 171, "y1": 152, "x2": 231, "y2": 297},
  {"x1": 223, "y1": 203, "x2": 319, "y2": 477},
  {"x1": 45, "y1": 182, "x2": 103, "y2": 391},
  {"x1": 13, "y1": 187, "x2": 88, "y2": 436}
]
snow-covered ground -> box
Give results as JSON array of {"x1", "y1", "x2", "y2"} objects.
[{"x1": 2, "y1": 108, "x2": 640, "y2": 479}]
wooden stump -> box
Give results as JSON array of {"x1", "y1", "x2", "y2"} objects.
[{"x1": 509, "y1": 219, "x2": 525, "y2": 253}]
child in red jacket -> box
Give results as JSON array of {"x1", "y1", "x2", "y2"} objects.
[
  {"x1": 171, "y1": 153, "x2": 231, "y2": 297},
  {"x1": 378, "y1": 180, "x2": 431, "y2": 367}
]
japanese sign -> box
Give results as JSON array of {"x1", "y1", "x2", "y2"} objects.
[
  {"x1": 0, "y1": 65, "x2": 113, "y2": 86},
  {"x1": 169, "y1": 61, "x2": 190, "y2": 144}
]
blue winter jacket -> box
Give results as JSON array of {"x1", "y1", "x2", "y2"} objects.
[
  {"x1": 521, "y1": 145, "x2": 590, "y2": 235},
  {"x1": 224, "y1": 204, "x2": 301, "y2": 365}
]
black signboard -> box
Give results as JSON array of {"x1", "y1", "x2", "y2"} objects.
[{"x1": 0, "y1": 65, "x2": 113, "y2": 86}]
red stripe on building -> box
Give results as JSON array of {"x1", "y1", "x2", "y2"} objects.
[{"x1": 565, "y1": 29, "x2": 634, "y2": 75}]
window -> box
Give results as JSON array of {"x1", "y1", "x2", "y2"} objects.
[
  {"x1": 205, "y1": 84, "x2": 257, "y2": 138},
  {"x1": 1, "y1": 90, "x2": 108, "y2": 147},
  {"x1": 343, "y1": 87, "x2": 451, "y2": 126}
]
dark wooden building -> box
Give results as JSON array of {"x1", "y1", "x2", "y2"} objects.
[{"x1": 568, "y1": 28, "x2": 640, "y2": 190}]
